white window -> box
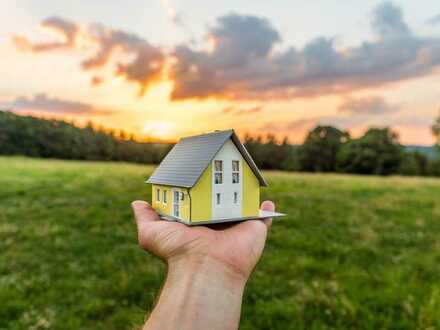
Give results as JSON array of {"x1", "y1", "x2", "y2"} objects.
[
  {"x1": 234, "y1": 192, "x2": 238, "y2": 204},
  {"x1": 216, "y1": 193, "x2": 221, "y2": 205},
  {"x1": 215, "y1": 160, "x2": 223, "y2": 171},
  {"x1": 232, "y1": 160, "x2": 239, "y2": 172},
  {"x1": 232, "y1": 160, "x2": 240, "y2": 183},
  {"x1": 214, "y1": 160, "x2": 223, "y2": 184},
  {"x1": 180, "y1": 192, "x2": 185, "y2": 201},
  {"x1": 156, "y1": 188, "x2": 160, "y2": 202},
  {"x1": 163, "y1": 190, "x2": 167, "y2": 204}
]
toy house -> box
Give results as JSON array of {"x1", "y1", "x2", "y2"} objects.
[{"x1": 146, "y1": 129, "x2": 283, "y2": 225}]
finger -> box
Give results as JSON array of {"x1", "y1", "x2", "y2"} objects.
[
  {"x1": 261, "y1": 200, "x2": 275, "y2": 229},
  {"x1": 131, "y1": 200, "x2": 160, "y2": 249},
  {"x1": 131, "y1": 200, "x2": 160, "y2": 226}
]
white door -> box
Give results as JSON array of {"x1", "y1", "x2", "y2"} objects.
[
  {"x1": 173, "y1": 189, "x2": 180, "y2": 218},
  {"x1": 212, "y1": 140, "x2": 243, "y2": 219}
]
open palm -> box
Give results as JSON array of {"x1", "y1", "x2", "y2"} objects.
[{"x1": 132, "y1": 200, "x2": 274, "y2": 279}]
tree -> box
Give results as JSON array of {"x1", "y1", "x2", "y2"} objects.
[
  {"x1": 337, "y1": 128, "x2": 403, "y2": 175},
  {"x1": 299, "y1": 126, "x2": 349, "y2": 172},
  {"x1": 430, "y1": 112, "x2": 440, "y2": 176},
  {"x1": 399, "y1": 151, "x2": 428, "y2": 176},
  {"x1": 433, "y1": 111, "x2": 440, "y2": 144},
  {"x1": 427, "y1": 158, "x2": 440, "y2": 177},
  {"x1": 243, "y1": 134, "x2": 296, "y2": 170}
]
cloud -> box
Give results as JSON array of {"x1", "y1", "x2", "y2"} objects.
[
  {"x1": 314, "y1": 113, "x2": 433, "y2": 130},
  {"x1": 170, "y1": 13, "x2": 281, "y2": 100},
  {"x1": 371, "y1": 1, "x2": 410, "y2": 38},
  {"x1": 1, "y1": 93, "x2": 113, "y2": 115},
  {"x1": 262, "y1": 110, "x2": 433, "y2": 136},
  {"x1": 338, "y1": 96, "x2": 400, "y2": 114},
  {"x1": 169, "y1": 3, "x2": 440, "y2": 100},
  {"x1": 427, "y1": 14, "x2": 440, "y2": 25},
  {"x1": 13, "y1": 3, "x2": 440, "y2": 100},
  {"x1": 13, "y1": 16, "x2": 78, "y2": 52},
  {"x1": 222, "y1": 105, "x2": 263, "y2": 115},
  {"x1": 14, "y1": 17, "x2": 165, "y2": 93},
  {"x1": 83, "y1": 23, "x2": 165, "y2": 94}
]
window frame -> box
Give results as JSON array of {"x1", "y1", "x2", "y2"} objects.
[
  {"x1": 215, "y1": 173, "x2": 223, "y2": 184},
  {"x1": 216, "y1": 193, "x2": 221, "y2": 205},
  {"x1": 214, "y1": 160, "x2": 223, "y2": 171},
  {"x1": 156, "y1": 188, "x2": 161, "y2": 202},
  {"x1": 232, "y1": 160, "x2": 240, "y2": 172},
  {"x1": 214, "y1": 160, "x2": 223, "y2": 184},
  {"x1": 233, "y1": 191, "x2": 238, "y2": 204},
  {"x1": 232, "y1": 160, "x2": 240, "y2": 184},
  {"x1": 163, "y1": 190, "x2": 167, "y2": 204}
]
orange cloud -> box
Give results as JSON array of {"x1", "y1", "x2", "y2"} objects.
[
  {"x1": 13, "y1": 16, "x2": 78, "y2": 52},
  {"x1": 14, "y1": 17, "x2": 165, "y2": 94}
]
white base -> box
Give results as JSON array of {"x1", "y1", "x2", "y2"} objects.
[{"x1": 159, "y1": 210, "x2": 286, "y2": 226}]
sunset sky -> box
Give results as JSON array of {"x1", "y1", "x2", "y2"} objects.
[{"x1": 1, "y1": 0, "x2": 440, "y2": 144}]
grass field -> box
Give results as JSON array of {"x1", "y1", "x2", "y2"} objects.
[{"x1": 1, "y1": 157, "x2": 440, "y2": 329}]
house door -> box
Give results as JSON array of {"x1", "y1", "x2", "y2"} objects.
[{"x1": 173, "y1": 190, "x2": 180, "y2": 218}]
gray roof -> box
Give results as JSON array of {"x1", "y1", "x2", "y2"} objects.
[{"x1": 146, "y1": 129, "x2": 267, "y2": 188}]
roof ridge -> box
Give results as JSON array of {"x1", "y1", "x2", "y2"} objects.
[{"x1": 180, "y1": 129, "x2": 234, "y2": 141}]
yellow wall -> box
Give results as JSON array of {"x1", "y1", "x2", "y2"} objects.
[
  {"x1": 189, "y1": 164, "x2": 212, "y2": 222},
  {"x1": 151, "y1": 184, "x2": 172, "y2": 216},
  {"x1": 180, "y1": 188, "x2": 190, "y2": 222},
  {"x1": 151, "y1": 184, "x2": 190, "y2": 223},
  {"x1": 242, "y1": 161, "x2": 260, "y2": 217}
]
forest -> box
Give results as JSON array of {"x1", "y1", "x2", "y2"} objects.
[{"x1": 1, "y1": 110, "x2": 439, "y2": 176}]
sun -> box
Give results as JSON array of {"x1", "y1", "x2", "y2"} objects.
[{"x1": 142, "y1": 121, "x2": 176, "y2": 140}]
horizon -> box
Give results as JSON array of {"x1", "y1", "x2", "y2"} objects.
[
  {"x1": 2, "y1": 110, "x2": 438, "y2": 148},
  {"x1": 1, "y1": 1, "x2": 440, "y2": 145}
]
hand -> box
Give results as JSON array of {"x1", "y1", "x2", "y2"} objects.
[{"x1": 131, "y1": 200, "x2": 274, "y2": 281}]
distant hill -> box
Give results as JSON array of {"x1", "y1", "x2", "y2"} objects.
[{"x1": 405, "y1": 145, "x2": 437, "y2": 159}]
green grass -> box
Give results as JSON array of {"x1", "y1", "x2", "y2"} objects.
[{"x1": 1, "y1": 157, "x2": 440, "y2": 329}]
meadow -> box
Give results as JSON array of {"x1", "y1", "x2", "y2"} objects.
[{"x1": 1, "y1": 156, "x2": 440, "y2": 329}]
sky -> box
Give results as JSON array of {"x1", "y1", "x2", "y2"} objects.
[{"x1": 1, "y1": 0, "x2": 440, "y2": 144}]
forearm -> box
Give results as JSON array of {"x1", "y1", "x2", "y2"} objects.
[{"x1": 144, "y1": 255, "x2": 247, "y2": 330}]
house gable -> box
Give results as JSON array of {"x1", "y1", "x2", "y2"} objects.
[{"x1": 211, "y1": 139, "x2": 244, "y2": 219}]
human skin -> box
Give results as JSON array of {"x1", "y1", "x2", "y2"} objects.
[{"x1": 131, "y1": 200, "x2": 275, "y2": 330}]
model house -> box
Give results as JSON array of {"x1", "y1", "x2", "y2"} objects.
[{"x1": 146, "y1": 129, "x2": 275, "y2": 225}]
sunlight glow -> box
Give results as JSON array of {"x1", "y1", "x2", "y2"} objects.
[{"x1": 142, "y1": 120, "x2": 176, "y2": 139}]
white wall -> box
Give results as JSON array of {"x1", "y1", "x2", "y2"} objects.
[{"x1": 211, "y1": 139, "x2": 243, "y2": 219}]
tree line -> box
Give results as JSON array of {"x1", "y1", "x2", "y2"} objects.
[
  {"x1": 1, "y1": 110, "x2": 439, "y2": 177},
  {"x1": 244, "y1": 121, "x2": 440, "y2": 176},
  {"x1": 0, "y1": 111, "x2": 171, "y2": 164}
]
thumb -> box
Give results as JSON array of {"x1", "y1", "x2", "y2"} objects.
[
  {"x1": 131, "y1": 201, "x2": 160, "y2": 247},
  {"x1": 131, "y1": 201, "x2": 159, "y2": 224},
  {"x1": 261, "y1": 200, "x2": 275, "y2": 229}
]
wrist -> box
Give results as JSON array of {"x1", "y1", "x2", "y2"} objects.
[
  {"x1": 167, "y1": 254, "x2": 248, "y2": 290},
  {"x1": 148, "y1": 254, "x2": 246, "y2": 330}
]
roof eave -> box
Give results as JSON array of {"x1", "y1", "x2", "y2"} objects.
[
  {"x1": 145, "y1": 180, "x2": 193, "y2": 188},
  {"x1": 230, "y1": 130, "x2": 268, "y2": 187}
]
